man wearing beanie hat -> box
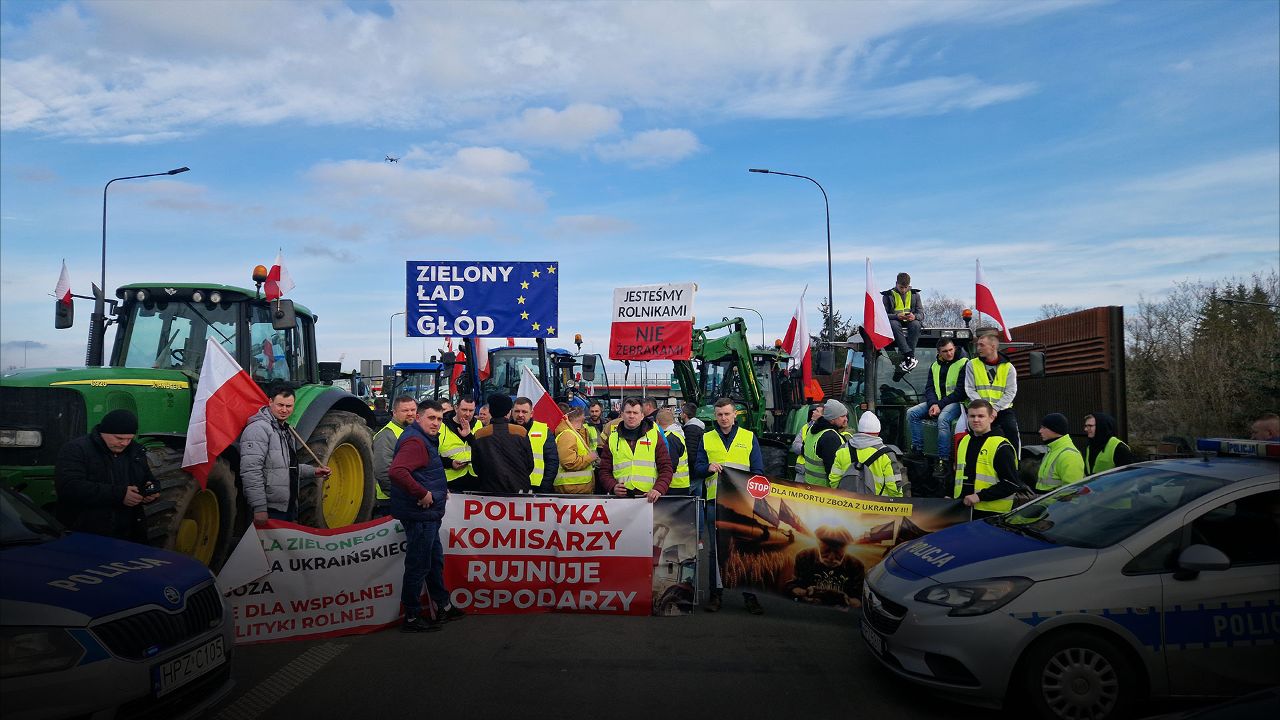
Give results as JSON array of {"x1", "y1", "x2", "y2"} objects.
[
  {"x1": 799, "y1": 399, "x2": 849, "y2": 486},
  {"x1": 1036, "y1": 413, "x2": 1084, "y2": 493},
  {"x1": 828, "y1": 412, "x2": 904, "y2": 496},
  {"x1": 54, "y1": 409, "x2": 160, "y2": 541},
  {"x1": 471, "y1": 393, "x2": 535, "y2": 493}
]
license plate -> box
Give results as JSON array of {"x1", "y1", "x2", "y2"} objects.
[
  {"x1": 153, "y1": 636, "x2": 226, "y2": 698},
  {"x1": 860, "y1": 619, "x2": 885, "y2": 656}
]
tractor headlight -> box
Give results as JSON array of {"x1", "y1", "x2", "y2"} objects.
[
  {"x1": 0, "y1": 627, "x2": 85, "y2": 678},
  {"x1": 914, "y1": 577, "x2": 1033, "y2": 616},
  {"x1": 209, "y1": 291, "x2": 222, "y2": 304},
  {"x1": 191, "y1": 290, "x2": 205, "y2": 303},
  {"x1": 0, "y1": 429, "x2": 42, "y2": 448}
]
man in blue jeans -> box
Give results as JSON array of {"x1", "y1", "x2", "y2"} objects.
[
  {"x1": 906, "y1": 338, "x2": 967, "y2": 478},
  {"x1": 388, "y1": 400, "x2": 465, "y2": 632}
]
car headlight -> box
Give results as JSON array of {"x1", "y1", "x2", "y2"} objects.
[
  {"x1": 0, "y1": 627, "x2": 86, "y2": 678},
  {"x1": 914, "y1": 577, "x2": 1033, "y2": 617},
  {"x1": 0, "y1": 429, "x2": 42, "y2": 448}
]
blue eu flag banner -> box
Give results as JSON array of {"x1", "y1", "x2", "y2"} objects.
[{"x1": 406, "y1": 261, "x2": 559, "y2": 339}]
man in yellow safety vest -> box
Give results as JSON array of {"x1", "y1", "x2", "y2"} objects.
[
  {"x1": 553, "y1": 406, "x2": 597, "y2": 494},
  {"x1": 954, "y1": 399, "x2": 1022, "y2": 518},
  {"x1": 964, "y1": 331, "x2": 1020, "y2": 458},
  {"x1": 1035, "y1": 413, "x2": 1084, "y2": 493},
  {"x1": 703, "y1": 397, "x2": 765, "y2": 615},
  {"x1": 372, "y1": 395, "x2": 418, "y2": 517},
  {"x1": 656, "y1": 408, "x2": 691, "y2": 495},
  {"x1": 439, "y1": 396, "x2": 481, "y2": 493},
  {"x1": 598, "y1": 397, "x2": 673, "y2": 502},
  {"x1": 512, "y1": 396, "x2": 559, "y2": 492},
  {"x1": 881, "y1": 272, "x2": 923, "y2": 373}
]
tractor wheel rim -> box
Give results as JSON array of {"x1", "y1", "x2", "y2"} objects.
[
  {"x1": 1041, "y1": 646, "x2": 1119, "y2": 720},
  {"x1": 178, "y1": 489, "x2": 219, "y2": 565},
  {"x1": 322, "y1": 443, "x2": 363, "y2": 527}
]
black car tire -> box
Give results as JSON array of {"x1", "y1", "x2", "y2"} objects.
[{"x1": 1020, "y1": 629, "x2": 1139, "y2": 720}]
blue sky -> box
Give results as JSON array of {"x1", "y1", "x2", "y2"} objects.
[{"x1": 2, "y1": 0, "x2": 1277, "y2": 373}]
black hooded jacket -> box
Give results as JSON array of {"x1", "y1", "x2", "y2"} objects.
[
  {"x1": 54, "y1": 427, "x2": 158, "y2": 542},
  {"x1": 1085, "y1": 412, "x2": 1137, "y2": 472}
]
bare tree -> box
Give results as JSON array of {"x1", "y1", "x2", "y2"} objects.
[
  {"x1": 1036, "y1": 303, "x2": 1084, "y2": 321},
  {"x1": 923, "y1": 293, "x2": 969, "y2": 327}
]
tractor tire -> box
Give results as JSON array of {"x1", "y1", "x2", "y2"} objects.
[
  {"x1": 141, "y1": 447, "x2": 237, "y2": 570},
  {"x1": 297, "y1": 410, "x2": 375, "y2": 529}
]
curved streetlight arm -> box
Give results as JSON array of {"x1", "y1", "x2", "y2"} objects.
[
  {"x1": 728, "y1": 306, "x2": 766, "y2": 349},
  {"x1": 748, "y1": 168, "x2": 833, "y2": 342},
  {"x1": 389, "y1": 311, "x2": 406, "y2": 369},
  {"x1": 90, "y1": 167, "x2": 191, "y2": 366}
]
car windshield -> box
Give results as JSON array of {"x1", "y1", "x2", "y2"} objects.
[
  {"x1": 484, "y1": 349, "x2": 540, "y2": 397},
  {"x1": 999, "y1": 466, "x2": 1233, "y2": 548},
  {"x1": 700, "y1": 359, "x2": 745, "y2": 403},
  {"x1": 0, "y1": 489, "x2": 64, "y2": 547},
  {"x1": 119, "y1": 300, "x2": 237, "y2": 372}
]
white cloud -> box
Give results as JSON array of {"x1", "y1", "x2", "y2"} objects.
[
  {"x1": 595, "y1": 129, "x2": 702, "y2": 167},
  {"x1": 0, "y1": 1, "x2": 1071, "y2": 141},
  {"x1": 471, "y1": 104, "x2": 621, "y2": 149},
  {"x1": 1121, "y1": 149, "x2": 1280, "y2": 193}
]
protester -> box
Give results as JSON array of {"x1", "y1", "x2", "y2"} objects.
[
  {"x1": 785, "y1": 526, "x2": 864, "y2": 608},
  {"x1": 1083, "y1": 412, "x2": 1137, "y2": 475},
  {"x1": 800, "y1": 399, "x2": 848, "y2": 486},
  {"x1": 598, "y1": 398, "x2": 673, "y2": 502},
  {"x1": 440, "y1": 396, "x2": 480, "y2": 492},
  {"x1": 471, "y1": 394, "x2": 535, "y2": 493},
  {"x1": 703, "y1": 397, "x2": 765, "y2": 615},
  {"x1": 954, "y1": 400, "x2": 1020, "y2": 518},
  {"x1": 829, "y1": 412, "x2": 903, "y2": 497},
  {"x1": 512, "y1": 397, "x2": 558, "y2": 492},
  {"x1": 53, "y1": 409, "x2": 159, "y2": 541},
  {"x1": 387, "y1": 400, "x2": 464, "y2": 632},
  {"x1": 679, "y1": 402, "x2": 710, "y2": 497},
  {"x1": 882, "y1": 272, "x2": 923, "y2": 372},
  {"x1": 790, "y1": 403, "x2": 824, "y2": 483},
  {"x1": 906, "y1": 337, "x2": 967, "y2": 478},
  {"x1": 1249, "y1": 412, "x2": 1279, "y2": 441},
  {"x1": 965, "y1": 330, "x2": 1020, "y2": 458},
  {"x1": 241, "y1": 385, "x2": 331, "y2": 524},
  {"x1": 1035, "y1": 413, "x2": 1084, "y2": 493},
  {"x1": 641, "y1": 397, "x2": 660, "y2": 424},
  {"x1": 586, "y1": 399, "x2": 605, "y2": 447},
  {"x1": 656, "y1": 408, "x2": 691, "y2": 496},
  {"x1": 372, "y1": 395, "x2": 418, "y2": 517},
  {"x1": 477, "y1": 403, "x2": 492, "y2": 427},
  {"x1": 553, "y1": 407, "x2": 597, "y2": 494}
]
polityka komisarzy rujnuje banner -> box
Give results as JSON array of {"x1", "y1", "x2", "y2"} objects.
[
  {"x1": 715, "y1": 468, "x2": 970, "y2": 610},
  {"x1": 442, "y1": 495, "x2": 654, "y2": 616}
]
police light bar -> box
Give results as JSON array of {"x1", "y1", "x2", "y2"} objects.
[{"x1": 1195, "y1": 438, "x2": 1280, "y2": 459}]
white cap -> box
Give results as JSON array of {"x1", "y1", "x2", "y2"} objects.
[{"x1": 857, "y1": 412, "x2": 881, "y2": 434}]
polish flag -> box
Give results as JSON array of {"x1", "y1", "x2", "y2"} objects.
[
  {"x1": 183, "y1": 339, "x2": 269, "y2": 487},
  {"x1": 265, "y1": 250, "x2": 295, "y2": 301},
  {"x1": 518, "y1": 365, "x2": 565, "y2": 428},
  {"x1": 976, "y1": 259, "x2": 1012, "y2": 342},
  {"x1": 863, "y1": 258, "x2": 895, "y2": 349},
  {"x1": 507, "y1": 338, "x2": 516, "y2": 347},
  {"x1": 781, "y1": 288, "x2": 812, "y2": 387},
  {"x1": 449, "y1": 349, "x2": 466, "y2": 396},
  {"x1": 54, "y1": 260, "x2": 72, "y2": 306},
  {"x1": 474, "y1": 337, "x2": 491, "y2": 381}
]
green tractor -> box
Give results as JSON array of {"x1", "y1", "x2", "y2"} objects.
[
  {"x1": 672, "y1": 317, "x2": 810, "y2": 476},
  {"x1": 0, "y1": 276, "x2": 377, "y2": 569}
]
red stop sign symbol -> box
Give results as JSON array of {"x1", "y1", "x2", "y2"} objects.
[{"x1": 746, "y1": 475, "x2": 771, "y2": 500}]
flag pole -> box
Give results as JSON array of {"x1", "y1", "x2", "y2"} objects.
[{"x1": 287, "y1": 425, "x2": 326, "y2": 466}]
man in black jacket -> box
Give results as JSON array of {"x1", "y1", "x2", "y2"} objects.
[
  {"x1": 471, "y1": 394, "x2": 535, "y2": 493},
  {"x1": 54, "y1": 409, "x2": 159, "y2": 542}
]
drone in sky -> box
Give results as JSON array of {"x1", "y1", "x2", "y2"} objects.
[{"x1": 385, "y1": 155, "x2": 399, "y2": 163}]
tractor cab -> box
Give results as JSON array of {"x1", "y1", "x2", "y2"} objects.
[{"x1": 384, "y1": 362, "x2": 448, "y2": 405}]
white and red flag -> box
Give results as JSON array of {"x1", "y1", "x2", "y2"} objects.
[
  {"x1": 54, "y1": 260, "x2": 73, "y2": 306},
  {"x1": 781, "y1": 288, "x2": 812, "y2": 387},
  {"x1": 183, "y1": 339, "x2": 269, "y2": 487},
  {"x1": 474, "y1": 337, "x2": 491, "y2": 381},
  {"x1": 518, "y1": 365, "x2": 566, "y2": 429},
  {"x1": 863, "y1": 258, "x2": 895, "y2": 350},
  {"x1": 265, "y1": 250, "x2": 295, "y2": 301},
  {"x1": 976, "y1": 259, "x2": 1012, "y2": 342}
]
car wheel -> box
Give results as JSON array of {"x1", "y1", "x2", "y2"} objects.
[{"x1": 1021, "y1": 630, "x2": 1137, "y2": 720}]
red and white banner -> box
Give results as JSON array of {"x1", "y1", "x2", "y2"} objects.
[
  {"x1": 863, "y1": 258, "x2": 895, "y2": 349},
  {"x1": 183, "y1": 339, "x2": 268, "y2": 487},
  {"x1": 443, "y1": 496, "x2": 653, "y2": 615},
  {"x1": 219, "y1": 517, "x2": 406, "y2": 645},
  {"x1": 265, "y1": 250, "x2": 295, "y2": 301},
  {"x1": 608, "y1": 282, "x2": 696, "y2": 360},
  {"x1": 518, "y1": 365, "x2": 566, "y2": 429},
  {"x1": 54, "y1": 260, "x2": 72, "y2": 305},
  {"x1": 976, "y1": 259, "x2": 1012, "y2": 342},
  {"x1": 782, "y1": 288, "x2": 812, "y2": 387}
]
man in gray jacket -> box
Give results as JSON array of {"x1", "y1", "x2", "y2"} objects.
[{"x1": 241, "y1": 386, "x2": 330, "y2": 524}]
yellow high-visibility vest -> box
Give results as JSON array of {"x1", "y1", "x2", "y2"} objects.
[
  {"x1": 555, "y1": 428, "x2": 595, "y2": 487},
  {"x1": 611, "y1": 426, "x2": 660, "y2": 492},
  {"x1": 662, "y1": 425, "x2": 690, "y2": 489},
  {"x1": 703, "y1": 427, "x2": 755, "y2": 501},
  {"x1": 969, "y1": 358, "x2": 1014, "y2": 409},
  {"x1": 829, "y1": 444, "x2": 902, "y2": 496},
  {"x1": 528, "y1": 420, "x2": 550, "y2": 487},
  {"x1": 439, "y1": 420, "x2": 481, "y2": 483},
  {"x1": 954, "y1": 434, "x2": 1015, "y2": 513},
  {"x1": 372, "y1": 421, "x2": 405, "y2": 500},
  {"x1": 801, "y1": 427, "x2": 839, "y2": 486}
]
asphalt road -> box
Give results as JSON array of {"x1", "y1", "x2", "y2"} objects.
[{"x1": 204, "y1": 590, "x2": 988, "y2": 720}]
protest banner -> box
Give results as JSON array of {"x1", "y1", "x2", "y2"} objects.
[
  {"x1": 219, "y1": 517, "x2": 407, "y2": 645},
  {"x1": 608, "y1": 282, "x2": 696, "y2": 360},
  {"x1": 406, "y1": 261, "x2": 558, "y2": 338},
  {"x1": 442, "y1": 495, "x2": 653, "y2": 615},
  {"x1": 716, "y1": 468, "x2": 970, "y2": 610},
  {"x1": 650, "y1": 495, "x2": 698, "y2": 616}
]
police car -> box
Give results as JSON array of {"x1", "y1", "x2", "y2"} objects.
[
  {"x1": 860, "y1": 438, "x2": 1280, "y2": 720},
  {"x1": 0, "y1": 487, "x2": 234, "y2": 719}
]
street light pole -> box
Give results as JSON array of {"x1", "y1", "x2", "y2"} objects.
[
  {"x1": 749, "y1": 168, "x2": 833, "y2": 343},
  {"x1": 90, "y1": 166, "x2": 190, "y2": 366},
  {"x1": 389, "y1": 311, "x2": 405, "y2": 368},
  {"x1": 728, "y1": 305, "x2": 766, "y2": 349}
]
